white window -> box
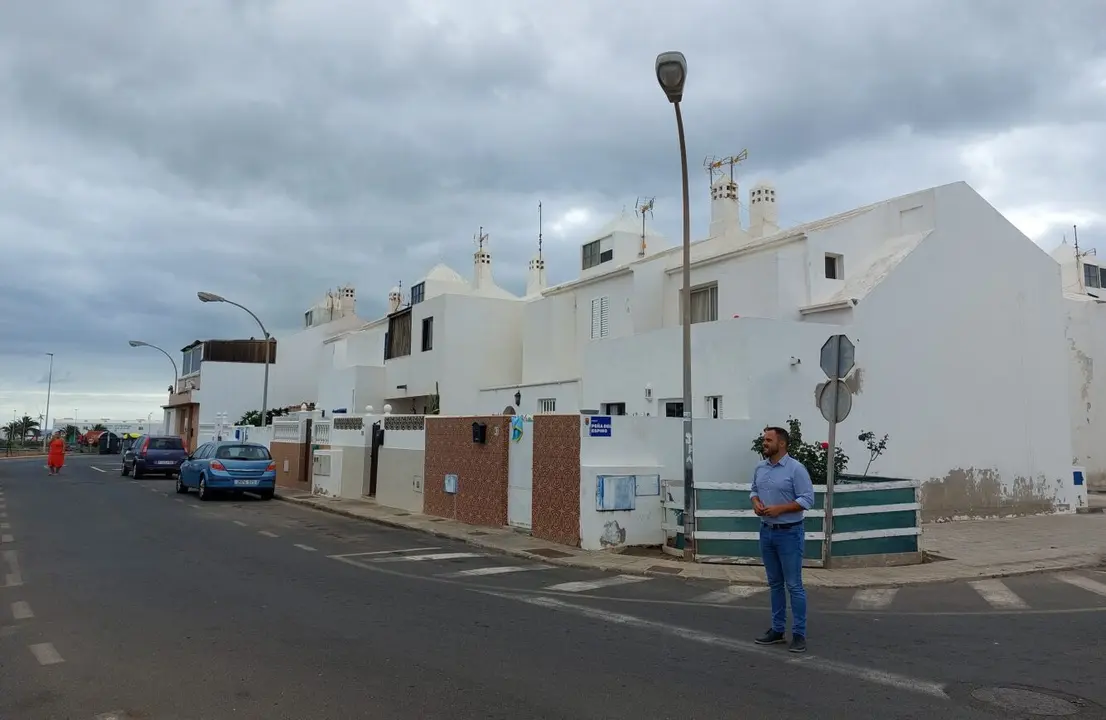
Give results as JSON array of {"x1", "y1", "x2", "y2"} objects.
[
  {"x1": 537, "y1": 398, "x2": 557, "y2": 413},
  {"x1": 582, "y1": 234, "x2": 614, "y2": 270},
  {"x1": 705, "y1": 396, "x2": 723, "y2": 419},
  {"x1": 683, "y1": 283, "x2": 717, "y2": 324},
  {"x1": 590, "y1": 296, "x2": 610, "y2": 339},
  {"x1": 825, "y1": 253, "x2": 843, "y2": 280}
]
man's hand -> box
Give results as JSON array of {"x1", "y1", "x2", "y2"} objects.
[
  {"x1": 752, "y1": 497, "x2": 767, "y2": 516},
  {"x1": 761, "y1": 504, "x2": 784, "y2": 518}
]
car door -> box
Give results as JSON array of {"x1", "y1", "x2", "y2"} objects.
[
  {"x1": 125, "y1": 435, "x2": 145, "y2": 470},
  {"x1": 184, "y1": 443, "x2": 209, "y2": 486}
]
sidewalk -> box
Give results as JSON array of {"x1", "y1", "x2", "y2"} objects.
[{"x1": 276, "y1": 492, "x2": 1106, "y2": 589}]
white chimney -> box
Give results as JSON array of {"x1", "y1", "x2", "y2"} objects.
[
  {"x1": 748, "y1": 181, "x2": 779, "y2": 239},
  {"x1": 525, "y1": 257, "x2": 547, "y2": 297},
  {"x1": 473, "y1": 242, "x2": 493, "y2": 291},
  {"x1": 709, "y1": 175, "x2": 740, "y2": 239},
  {"x1": 339, "y1": 285, "x2": 356, "y2": 315},
  {"x1": 387, "y1": 286, "x2": 402, "y2": 313}
]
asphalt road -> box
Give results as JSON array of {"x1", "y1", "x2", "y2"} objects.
[{"x1": 2, "y1": 455, "x2": 1105, "y2": 719}]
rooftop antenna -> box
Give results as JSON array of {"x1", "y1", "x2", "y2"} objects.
[
  {"x1": 704, "y1": 149, "x2": 749, "y2": 184},
  {"x1": 1074, "y1": 225, "x2": 1096, "y2": 293},
  {"x1": 635, "y1": 197, "x2": 655, "y2": 257},
  {"x1": 538, "y1": 201, "x2": 543, "y2": 261},
  {"x1": 475, "y1": 226, "x2": 488, "y2": 251}
]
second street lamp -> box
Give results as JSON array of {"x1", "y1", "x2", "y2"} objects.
[
  {"x1": 197, "y1": 291, "x2": 272, "y2": 426},
  {"x1": 128, "y1": 340, "x2": 180, "y2": 391},
  {"x1": 656, "y1": 50, "x2": 696, "y2": 560}
]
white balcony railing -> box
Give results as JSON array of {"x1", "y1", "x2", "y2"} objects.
[
  {"x1": 272, "y1": 419, "x2": 303, "y2": 443},
  {"x1": 313, "y1": 420, "x2": 332, "y2": 444}
]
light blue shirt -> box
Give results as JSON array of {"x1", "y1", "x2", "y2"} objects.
[{"x1": 749, "y1": 454, "x2": 815, "y2": 526}]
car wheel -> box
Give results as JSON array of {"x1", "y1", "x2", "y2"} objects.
[
  {"x1": 120, "y1": 463, "x2": 130, "y2": 477},
  {"x1": 259, "y1": 489, "x2": 274, "y2": 501},
  {"x1": 133, "y1": 465, "x2": 144, "y2": 480},
  {"x1": 175, "y1": 476, "x2": 188, "y2": 494},
  {"x1": 198, "y1": 476, "x2": 211, "y2": 501}
]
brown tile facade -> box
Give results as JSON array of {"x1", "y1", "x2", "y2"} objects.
[
  {"x1": 271, "y1": 441, "x2": 310, "y2": 492},
  {"x1": 423, "y1": 416, "x2": 510, "y2": 528},
  {"x1": 531, "y1": 415, "x2": 581, "y2": 547}
]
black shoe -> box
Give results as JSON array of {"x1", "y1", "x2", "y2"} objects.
[
  {"x1": 789, "y1": 635, "x2": 807, "y2": 653},
  {"x1": 754, "y1": 629, "x2": 786, "y2": 645}
]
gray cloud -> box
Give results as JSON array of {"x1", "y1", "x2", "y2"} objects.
[{"x1": 1, "y1": 0, "x2": 1104, "y2": 418}]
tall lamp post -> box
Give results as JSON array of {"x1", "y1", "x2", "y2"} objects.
[
  {"x1": 198, "y1": 292, "x2": 271, "y2": 426},
  {"x1": 655, "y1": 51, "x2": 695, "y2": 560},
  {"x1": 43, "y1": 352, "x2": 54, "y2": 451}
]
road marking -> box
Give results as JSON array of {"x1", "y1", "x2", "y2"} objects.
[
  {"x1": 258, "y1": 530, "x2": 278, "y2": 538},
  {"x1": 330, "y1": 547, "x2": 441, "y2": 559},
  {"x1": 11, "y1": 601, "x2": 33, "y2": 620},
  {"x1": 29, "y1": 642, "x2": 64, "y2": 665},
  {"x1": 371, "y1": 552, "x2": 483, "y2": 563},
  {"x1": 693, "y1": 585, "x2": 768, "y2": 604},
  {"x1": 0, "y1": 534, "x2": 13, "y2": 544},
  {"x1": 3, "y1": 550, "x2": 22, "y2": 587},
  {"x1": 968, "y1": 579, "x2": 1028, "y2": 609},
  {"x1": 481, "y1": 592, "x2": 949, "y2": 699},
  {"x1": 173, "y1": 498, "x2": 184, "y2": 503},
  {"x1": 95, "y1": 712, "x2": 130, "y2": 720},
  {"x1": 544, "y1": 575, "x2": 651, "y2": 593},
  {"x1": 0, "y1": 512, "x2": 6, "y2": 518},
  {"x1": 1056, "y1": 573, "x2": 1106, "y2": 597},
  {"x1": 848, "y1": 589, "x2": 899, "y2": 610},
  {"x1": 294, "y1": 544, "x2": 317, "y2": 552},
  {"x1": 0, "y1": 523, "x2": 9, "y2": 530},
  {"x1": 91, "y1": 466, "x2": 106, "y2": 473},
  {"x1": 233, "y1": 520, "x2": 248, "y2": 527},
  {"x1": 440, "y1": 565, "x2": 552, "y2": 578}
]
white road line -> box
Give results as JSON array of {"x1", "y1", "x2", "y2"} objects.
[
  {"x1": 0, "y1": 511, "x2": 7, "y2": 518},
  {"x1": 294, "y1": 544, "x2": 317, "y2": 552},
  {"x1": 481, "y1": 592, "x2": 949, "y2": 699},
  {"x1": 29, "y1": 642, "x2": 64, "y2": 665},
  {"x1": 371, "y1": 552, "x2": 484, "y2": 563},
  {"x1": 848, "y1": 589, "x2": 899, "y2": 610},
  {"x1": 0, "y1": 523, "x2": 9, "y2": 529},
  {"x1": 329, "y1": 547, "x2": 441, "y2": 559},
  {"x1": 91, "y1": 466, "x2": 106, "y2": 473},
  {"x1": 3, "y1": 549, "x2": 22, "y2": 587},
  {"x1": 95, "y1": 712, "x2": 129, "y2": 720},
  {"x1": 233, "y1": 520, "x2": 248, "y2": 527},
  {"x1": 1056, "y1": 573, "x2": 1106, "y2": 597},
  {"x1": 692, "y1": 585, "x2": 768, "y2": 604},
  {"x1": 258, "y1": 530, "x2": 278, "y2": 538},
  {"x1": 544, "y1": 575, "x2": 651, "y2": 593},
  {"x1": 439, "y1": 565, "x2": 552, "y2": 578},
  {"x1": 968, "y1": 579, "x2": 1029, "y2": 609},
  {"x1": 0, "y1": 534, "x2": 13, "y2": 544},
  {"x1": 11, "y1": 600, "x2": 33, "y2": 620}
]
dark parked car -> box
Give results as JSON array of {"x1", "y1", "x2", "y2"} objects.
[{"x1": 121, "y1": 435, "x2": 187, "y2": 479}]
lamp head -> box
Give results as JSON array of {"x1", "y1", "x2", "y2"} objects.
[
  {"x1": 128, "y1": 340, "x2": 146, "y2": 348},
  {"x1": 197, "y1": 291, "x2": 225, "y2": 303},
  {"x1": 655, "y1": 51, "x2": 687, "y2": 103}
]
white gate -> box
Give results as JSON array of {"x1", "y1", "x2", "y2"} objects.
[{"x1": 507, "y1": 416, "x2": 533, "y2": 530}]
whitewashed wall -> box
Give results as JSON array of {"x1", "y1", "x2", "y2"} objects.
[
  {"x1": 192, "y1": 362, "x2": 267, "y2": 426},
  {"x1": 1064, "y1": 297, "x2": 1106, "y2": 496}
]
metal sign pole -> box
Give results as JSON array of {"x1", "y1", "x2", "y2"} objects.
[
  {"x1": 823, "y1": 375, "x2": 839, "y2": 569},
  {"x1": 817, "y1": 333, "x2": 854, "y2": 570}
]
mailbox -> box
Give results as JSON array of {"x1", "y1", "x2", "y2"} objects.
[{"x1": 471, "y1": 421, "x2": 487, "y2": 444}]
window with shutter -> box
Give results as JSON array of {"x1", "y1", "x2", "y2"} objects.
[{"x1": 591, "y1": 296, "x2": 610, "y2": 339}]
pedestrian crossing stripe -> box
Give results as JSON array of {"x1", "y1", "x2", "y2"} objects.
[
  {"x1": 692, "y1": 585, "x2": 768, "y2": 604},
  {"x1": 544, "y1": 575, "x2": 650, "y2": 593}
]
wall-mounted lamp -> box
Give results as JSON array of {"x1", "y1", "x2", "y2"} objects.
[
  {"x1": 789, "y1": 357, "x2": 801, "y2": 366},
  {"x1": 396, "y1": 384, "x2": 407, "y2": 390},
  {"x1": 513, "y1": 390, "x2": 522, "y2": 406}
]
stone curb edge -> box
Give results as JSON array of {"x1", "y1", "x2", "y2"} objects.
[{"x1": 275, "y1": 493, "x2": 1105, "y2": 589}]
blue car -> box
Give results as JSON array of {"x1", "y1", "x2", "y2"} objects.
[{"x1": 176, "y1": 441, "x2": 276, "y2": 501}]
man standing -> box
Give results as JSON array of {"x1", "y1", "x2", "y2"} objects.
[{"x1": 750, "y1": 426, "x2": 815, "y2": 653}]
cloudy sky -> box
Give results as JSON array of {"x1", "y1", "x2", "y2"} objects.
[{"x1": 1, "y1": 0, "x2": 1103, "y2": 424}]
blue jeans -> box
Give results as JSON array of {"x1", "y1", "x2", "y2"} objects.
[{"x1": 759, "y1": 523, "x2": 807, "y2": 637}]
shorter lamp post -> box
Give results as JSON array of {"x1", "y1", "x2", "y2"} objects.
[{"x1": 198, "y1": 292, "x2": 271, "y2": 426}]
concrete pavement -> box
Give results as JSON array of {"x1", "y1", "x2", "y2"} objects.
[
  {"x1": 277, "y1": 491, "x2": 1106, "y2": 588},
  {"x1": 2, "y1": 456, "x2": 1105, "y2": 718}
]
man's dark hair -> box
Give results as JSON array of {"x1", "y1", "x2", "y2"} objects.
[{"x1": 764, "y1": 426, "x2": 790, "y2": 447}]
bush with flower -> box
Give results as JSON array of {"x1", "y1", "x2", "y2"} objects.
[{"x1": 750, "y1": 417, "x2": 849, "y2": 486}]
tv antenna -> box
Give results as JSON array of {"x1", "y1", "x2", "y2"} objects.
[
  {"x1": 635, "y1": 197, "x2": 655, "y2": 257},
  {"x1": 537, "y1": 201, "x2": 543, "y2": 261},
  {"x1": 1074, "y1": 225, "x2": 1094, "y2": 258},
  {"x1": 703, "y1": 149, "x2": 749, "y2": 183},
  {"x1": 474, "y1": 226, "x2": 488, "y2": 251}
]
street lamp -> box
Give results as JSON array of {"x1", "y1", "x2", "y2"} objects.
[
  {"x1": 43, "y1": 353, "x2": 54, "y2": 450},
  {"x1": 128, "y1": 340, "x2": 180, "y2": 392},
  {"x1": 198, "y1": 291, "x2": 271, "y2": 427},
  {"x1": 655, "y1": 50, "x2": 695, "y2": 560}
]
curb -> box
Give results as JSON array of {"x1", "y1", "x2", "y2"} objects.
[
  {"x1": 275, "y1": 493, "x2": 1106, "y2": 589},
  {"x1": 1077, "y1": 506, "x2": 1105, "y2": 514}
]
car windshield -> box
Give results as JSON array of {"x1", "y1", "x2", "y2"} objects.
[
  {"x1": 215, "y1": 444, "x2": 270, "y2": 461},
  {"x1": 149, "y1": 437, "x2": 183, "y2": 450}
]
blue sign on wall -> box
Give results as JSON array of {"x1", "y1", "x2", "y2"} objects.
[
  {"x1": 444, "y1": 473, "x2": 458, "y2": 494},
  {"x1": 589, "y1": 416, "x2": 612, "y2": 437}
]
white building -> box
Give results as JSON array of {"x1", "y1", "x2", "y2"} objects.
[
  {"x1": 50, "y1": 418, "x2": 160, "y2": 435},
  {"x1": 1050, "y1": 240, "x2": 1106, "y2": 492},
  {"x1": 479, "y1": 178, "x2": 1078, "y2": 519}
]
